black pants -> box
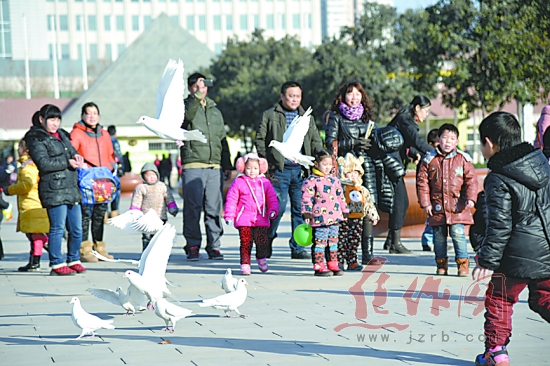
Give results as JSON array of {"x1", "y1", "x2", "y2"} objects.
[
  {"x1": 388, "y1": 178, "x2": 408, "y2": 230},
  {"x1": 81, "y1": 204, "x2": 107, "y2": 242},
  {"x1": 142, "y1": 219, "x2": 167, "y2": 251}
]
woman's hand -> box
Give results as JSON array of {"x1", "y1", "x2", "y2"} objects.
[
  {"x1": 68, "y1": 159, "x2": 81, "y2": 169},
  {"x1": 74, "y1": 154, "x2": 84, "y2": 166},
  {"x1": 353, "y1": 138, "x2": 371, "y2": 152}
]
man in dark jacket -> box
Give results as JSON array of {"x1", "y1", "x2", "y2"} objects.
[
  {"x1": 180, "y1": 73, "x2": 232, "y2": 261},
  {"x1": 472, "y1": 112, "x2": 550, "y2": 365},
  {"x1": 255, "y1": 81, "x2": 323, "y2": 259}
]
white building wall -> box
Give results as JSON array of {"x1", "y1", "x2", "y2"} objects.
[{"x1": 8, "y1": 0, "x2": 49, "y2": 60}]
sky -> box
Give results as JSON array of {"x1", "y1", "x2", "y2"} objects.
[{"x1": 392, "y1": 0, "x2": 439, "y2": 13}]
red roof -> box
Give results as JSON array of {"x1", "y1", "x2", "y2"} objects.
[{"x1": 0, "y1": 98, "x2": 75, "y2": 130}]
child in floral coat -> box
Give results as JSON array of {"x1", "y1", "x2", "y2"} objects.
[
  {"x1": 337, "y1": 153, "x2": 379, "y2": 270},
  {"x1": 302, "y1": 149, "x2": 349, "y2": 277}
]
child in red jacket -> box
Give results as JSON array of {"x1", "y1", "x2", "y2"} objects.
[{"x1": 224, "y1": 153, "x2": 279, "y2": 275}]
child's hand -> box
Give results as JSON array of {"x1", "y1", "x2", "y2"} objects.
[
  {"x1": 423, "y1": 206, "x2": 433, "y2": 216},
  {"x1": 372, "y1": 219, "x2": 378, "y2": 226},
  {"x1": 168, "y1": 207, "x2": 178, "y2": 217},
  {"x1": 225, "y1": 220, "x2": 233, "y2": 226},
  {"x1": 342, "y1": 212, "x2": 350, "y2": 219},
  {"x1": 466, "y1": 200, "x2": 475, "y2": 209},
  {"x1": 472, "y1": 255, "x2": 493, "y2": 281},
  {"x1": 269, "y1": 211, "x2": 277, "y2": 219}
]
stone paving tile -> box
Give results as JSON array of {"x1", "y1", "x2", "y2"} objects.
[{"x1": 0, "y1": 195, "x2": 549, "y2": 365}]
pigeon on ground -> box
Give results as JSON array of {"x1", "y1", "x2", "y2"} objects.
[
  {"x1": 108, "y1": 209, "x2": 164, "y2": 234},
  {"x1": 136, "y1": 58, "x2": 207, "y2": 146},
  {"x1": 87, "y1": 285, "x2": 147, "y2": 316},
  {"x1": 220, "y1": 268, "x2": 238, "y2": 293},
  {"x1": 154, "y1": 298, "x2": 194, "y2": 333},
  {"x1": 199, "y1": 278, "x2": 249, "y2": 317},
  {"x1": 268, "y1": 106, "x2": 315, "y2": 168},
  {"x1": 70, "y1": 297, "x2": 115, "y2": 340},
  {"x1": 123, "y1": 224, "x2": 177, "y2": 310}
]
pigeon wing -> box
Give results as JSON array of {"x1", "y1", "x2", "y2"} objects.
[
  {"x1": 281, "y1": 107, "x2": 313, "y2": 154},
  {"x1": 91, "y1": 250, "x2": 140, "y2": 265},
  {"x1": 157, "y1": 59, "x2": 185, "y2": 129},
  {"x1": 108, "y1": 210, "x2": 144, "y2": 231},
  {"x1": 131, "y1": 209, "x2": 164, "y2": 233},
  {"x1": 164, "y1": 301, "x2": 194, "y2": 318},
  {"x1": 140, "y1": 224, "x2": 176, "y2": 286},
  {"x1": 127, "y1": 284, "x2": 147, "y2": 310},
  {"x1": 87, "y1": 288, "x2": 121, "y2": 307}
]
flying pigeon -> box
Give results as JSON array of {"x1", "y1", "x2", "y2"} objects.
[
  {"x1": 70, "y1": 297, "x2": 115, "y2": 340},
  {"x1": 199, "y1": 278, "x2": 248, "y2": 317},
  {"x1": 136, "y1": 58, "x2": 207, "y2": 146},
  {"x1": 87, "y1": 285, "x2": 147, "y2": 316},
  {"x1": 123, "y1": 224, "x2": 178, "y2": 310},
  {"x1": 220, "y1": 268, "x2": 238, "y2": 293},
  {"x1": 108, "y1": 209, "x2": 164, "y2": 234},
  {"x1": 154, "y1": 298, "x2": 194, "y2": 333},
  {"x1": 268, "y1": 106, "x2": 315, "y2": 168}
]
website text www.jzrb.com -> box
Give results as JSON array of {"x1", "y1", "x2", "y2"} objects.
[{"x1": 356, "y1": 331, "x2": 486, "y2": 344}]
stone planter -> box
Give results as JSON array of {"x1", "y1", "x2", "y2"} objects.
[{"x1": 119, "y1": 173, "x2": 142, "y2": 197}]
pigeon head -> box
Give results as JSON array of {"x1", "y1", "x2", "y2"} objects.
[
  {"x1": 70, "y1": 297, "x2": 79, "y2": 304},
  {"x1": 115, "y1": 287, "x2": 123, "y2": 293},
  {"x1": 226, "y1": 268, "x2": 232, "y2": 275},
  {"x1": 136, "y1": 116, "x2": 149, "y2": 124},
  {"x1": 237, "y1": 278, "x2": 248, "y2": 287},
  {"x1": 123, "y1": 270, "x2": 135, "y2": 278},
  {"x1": 268, "y1": 140, "x2": 277, "y2": 148}
]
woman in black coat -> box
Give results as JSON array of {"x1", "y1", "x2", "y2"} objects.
[
  {"x1": 24, "y1": 104, "x2": 86, "y2": 276},
  {"x1": 325, "y1": 81, "x2": 405, "y2": 264},
  {"x1": 386, "y1": 95, "x2": 434, "y2": 253}
]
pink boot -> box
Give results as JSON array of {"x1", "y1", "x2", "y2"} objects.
[
  {"x1": 256, "y1": 258, "x2": 268, "y2": 273},
  {"x1": 240, "y1": 264, "x2": 251, "y2": 275}
]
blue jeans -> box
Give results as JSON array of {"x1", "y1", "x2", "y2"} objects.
[
  {"x1": 269, "y1": 167, "x2": 305, "y2": 254},
  {"x1": 47, "y1": 204, "x2": 83, "y2": 266},
  {"x1": 432, "y1": 224, "x2": 468, "y2": 261},
  {"x1": 421, "y1": 225, "x2": 433, "y2": 247}
]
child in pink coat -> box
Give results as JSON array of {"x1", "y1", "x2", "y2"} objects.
[
  {"x1": 302, "y1": 149, "x2": 349, "y2": 277},
  {"x1": 224, "y1": 153, "x2": 279, "y2": 275}
]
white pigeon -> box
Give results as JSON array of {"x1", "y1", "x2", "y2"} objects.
[
  {"x1": 220, "y1": 268, "x2": 238, "y2": 293},
  {"x1": 199, "y1": 278, "x2": 249, "y2": 317},
  {"x1": 268, "y1": 106, "x2": 315, "y2": 168},
  {"x1": 87, "y1": 285, "x2": 147, "y2": 316},
  {"x1": 154, "y1": 298, "x2": 194, "y2": 333},
  {"x1": 136, "y1": 58, "x2": 207, "y2": 146},
  {"x1": 70, "y1": 297, "x2": 115, "y2": 340},
  {"x1": 108, "y1": 209, "x2": 163, "y2": 234},
  {"x1": 123, "y1": 224, "x2": 177, "y2": 310}
]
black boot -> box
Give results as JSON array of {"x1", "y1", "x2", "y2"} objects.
[
  {"x1": 361, "y1": 219, "x2": 381, "y2": 265},
  {"x1": 266, "y1": 236, "x2": 274, "y2": 259},
  {"x1": 18, "y1": 255, "x2": 41, "y2": 272},
  {"x1": 0, "y1": 238, "x2": 4, "y2": 260},
  {"x1": 389, "y1": 229, "x2": 413, "y2": 254},
  {"x1": 383, "y1": 231, "x2": 391, "y2": 250}
]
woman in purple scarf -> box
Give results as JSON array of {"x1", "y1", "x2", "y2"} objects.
[{"x1": 325, "y1": 81, "x2": 406, "y2": 265}]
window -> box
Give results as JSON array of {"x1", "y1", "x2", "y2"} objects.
[
  {"x1": 213, "y1": 15, "x2": 221, "y2": 30},
  {"x1": 240, "y1": 15, "x2": 247, "y2": 30},
  {"x1": 78, "y1": 44, "x2": 84, "y2": 59},
  {"x1": 105, "y1": 44, "x2": 112, "y2": 60},
  {"x1": 49, "y1": 44, "x2": 54, "y2": 59},
  {"x1": 170, "y1": 15, "x2": 179, "y2": 25},
  {"x1": 59, "y1": 15, "x2": 68, "y2": 31},
  {"x1": 307, "y1": 13, "x2": 311, "y2": 29},
  {"x1": 253, "y1": 14, "x2": 259, "y2": 29},
  {"x1": 144, "y1": 16, "x2": 152, "y2": 28},
  {"x1": 226, "y1": 15, "x2": 233, "y2": 30},
  {"x1": 186, "y1": 0, "x2": 192, "y2": 2},
  {"x1": 0, "y1": 0, "x2": 11, "y2": 58},
  {"x1": 104, "y1": 15, "x2": 111, "y2": 31},
  {"x1": 214, "y1": 43, "x2": 222, "y2": 54},
  {"x1": 88, "y1": 15, "x2": 97, "y2": 31},
  {"x1": 143, "y1": 0, "x2": 151, "y2": 2},
  {"x1": 118, "y1": 43, "x2": 125, "y2": 55},
  {"x1": 61, "y1": 44, "x2": 69, "y2": 59},
  {"x1": 198, "y1": 15, "x2": 206, "y2": 30},
  {"x1": 132, "y1": 15, "x2": 139, "y2": 31},
  {"x1": 198, "y1": 0, "x2": 205, "y2": 2},
  {"x1": 116, "y1": 15, "x2": 124, "y2": 31},
  {"x1": 76, "y1": 15, "x2": 83, "y2": 31},
  {"x1": 89, "y1": 44, "x2": 98, "y2": 59},
  {"x1": 47, "y1": 15, "x2": 54, "y2": 30},
  {"x1": 148, "y1": 142, "x2": 177, "y2": 150},
  {"x1": 279, "y1": 14, "x2": 285, "y2": 29},
  {"x1": 186, "y1": 15, "x2": 195, "y2": 30},
  {"x1": 293, "y1": 14, "x2": 300, "y2": 29},
  {"x1": 88, "y1": 0, "x2": 96, "y2": 2},
  {"x1": 266, "y1": 14, "x2": 274, "y2": 30}
]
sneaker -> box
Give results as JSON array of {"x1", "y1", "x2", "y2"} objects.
[
  {"x1": 475, "y1": 345, "x2": 510, "y2": 366},
  {"x1": 422, "y1": 245, "x2": 432, "y2": 252},
  {"x1": 68, "y1": 263, "x2": 87, "y2": 273},
  {"x1": 256, "y1": 258, "x2": 268, "y2": 273},
  {"x1": 187, "y1": 246, "x2": 200, "y2": 261},
  {"x1": 291, "y1": 251, "x2": 311, "y2": 260},
  {"x1": 347, "y1": 262, "x2": 364, "y2": 271},
  {"x1": 240, "y1": 264, "x2": 251, "y2": 275},
  {"x1": 208, "y1": 250, "x2": 224, "y2": 260},
  {"x1": 50, "y1": 265, "x2": 77, "y2": 276}
]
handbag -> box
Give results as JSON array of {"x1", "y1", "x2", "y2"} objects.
[{"x1": 77, "y1": 166, "x2": 120, "y2": 205}]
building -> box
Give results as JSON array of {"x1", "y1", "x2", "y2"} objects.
[{"x1": 1, "y1": 0, "x2": 322, "y2": 62}]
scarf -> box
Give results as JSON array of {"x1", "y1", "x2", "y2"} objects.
[{"x1": 339, "y1": 102, "x2": 364, "y2": 121}]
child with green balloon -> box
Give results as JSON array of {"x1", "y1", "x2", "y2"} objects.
[{"x1": 301, "y1": 149, "x2": 349, "y2": 277}]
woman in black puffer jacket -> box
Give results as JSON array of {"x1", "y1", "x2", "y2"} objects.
[
  {"x1": 325, "y1": 81, "x2": 405, "y2": 265},
  {"x1": 24, "y1": 104, "x2": 86, "y2": 276}
]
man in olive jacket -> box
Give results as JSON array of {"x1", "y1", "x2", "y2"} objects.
[
  {"x1": 180, "y1": 72, "x2": 232, "y2": 261},
  {"x1": 255, "y1": 81, "x2": 323, "y2": 259}
]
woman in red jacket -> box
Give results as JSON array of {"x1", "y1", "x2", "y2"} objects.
[{"x1": 70, "y1": 102, "x2": 116, "y2": 262}]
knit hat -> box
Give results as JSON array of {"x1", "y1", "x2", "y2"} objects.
[
  {"x1": 235, "y1": 153, "x2": 268, "y2": 174},
  {"x1": 338, "y1": 153, "x2": 364, "y2": 184}
]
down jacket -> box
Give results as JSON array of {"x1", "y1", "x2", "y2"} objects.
[
  {"x1": 24, "y1": 126, "x2": 81, "y2": 209},
  {"x1": 388, "y1": 112, "x2": 434, "y2": 167},
  {"x1": 224, "y1": 175, "x2": 279, "y2": 228},
  {"x1": 416, "y1": 148, "x2": 478, "y2": 226},
  {"x1": 325, "y1": 112, "x2": 405, "y2": 213},
  {"x1": 479, "y1": 142, "x2": 550, "y2": 279},
  {"x1": 70, "y1": 121, "x2": 116, "y2": 170},
  {"x1": 7, "y1": 155, "x2": 50, "y2": 233}
]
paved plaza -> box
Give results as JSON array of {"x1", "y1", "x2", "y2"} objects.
[{"x1": 0, "y1": 195, "x2": 548, "y2": 365}]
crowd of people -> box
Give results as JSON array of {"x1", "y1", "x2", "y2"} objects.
[{"x1": 1, "y1": 72, "x2": 549, "y2": 365}]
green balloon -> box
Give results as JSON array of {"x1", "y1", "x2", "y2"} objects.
[{"x1": 293, "y1": 223, "x2": 313, "y2": 247}]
